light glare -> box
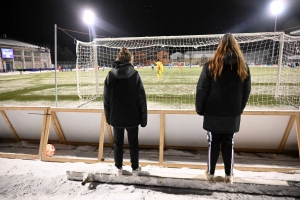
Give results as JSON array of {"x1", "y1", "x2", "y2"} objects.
[
  {"x1": 83, "y1": 10, "x2": 95, "y2": 25},
  {"x1": 270, "y1": 1, "x2": 283, "y2": 15}
]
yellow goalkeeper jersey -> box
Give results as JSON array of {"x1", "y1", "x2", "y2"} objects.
[{"x1": 156, "y1": 61, "x2": 164, "y2": 72}]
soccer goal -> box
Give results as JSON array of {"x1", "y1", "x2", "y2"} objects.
[{"x1": 76, "y1": 32, "x2": 300, "y2": 110}]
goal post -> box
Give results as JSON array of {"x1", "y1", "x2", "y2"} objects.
[
  {"x1": 75, "y1": 32, "x2": 300, "y2": 109},
  {"x1": 76, "y1": 40, "x2": 99, "y2": 100}
]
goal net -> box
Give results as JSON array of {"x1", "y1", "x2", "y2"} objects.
[{"x1": 76, "y1": 32, "x2": 300, "y2": 110}]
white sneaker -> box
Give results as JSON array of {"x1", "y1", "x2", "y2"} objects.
[
  {"x1": 115, "y1": 167, "x2": 123, "y2": 176},
  {"x1": 225, "y1": 174, "x2": 234, "y2": 184},
  {"x1": 132, "y1": 166, "x2": 141, "y2": 176},
  {"x1": 204, "y1": 171, "x2": 215, "y2": 183}
]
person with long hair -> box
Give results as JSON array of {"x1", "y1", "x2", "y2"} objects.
[
  {"x1": 104, "y1": 47, "x2": 147, "y2": 176},
  {"x1": 196, "y1": 33, "x2": 251, "y2": 184}
]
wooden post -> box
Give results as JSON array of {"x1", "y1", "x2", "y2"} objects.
[
  {"x1": 159, "y1": 113, "x2": 165, "y2": 165},
  {"x1": 98, "y1": 112, "x2": 106, "y2": 161},
  {"x1": 106, "y1": 123, "x2": 114, "y2": 145},
  {"x1": 278, "y1": 115, "x2": 295, "y2": 151},
  {"x1": 51, "y1": 111, "x2": 67, "y2": 144},
  {"x1": 0, "y1": 110, "x2": 20, "y2": 141},
  {"x1": 39, "y1": 108, "x2": 51, "y2": 158}
]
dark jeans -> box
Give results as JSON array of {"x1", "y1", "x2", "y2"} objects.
[
  {"x1": 113, "y1": 126, "x2": 139, "y2": 170},
  {"x1": 206, "y1": 132, "x2": 235, "y2": 176}
]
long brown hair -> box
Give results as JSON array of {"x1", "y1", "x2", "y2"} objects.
[
  {"x1": 209, "y1": 33, "x2": 248, "y2": 81},
  {"x1": 117, "y1": 47, "x2": 133, "y2": 63}
]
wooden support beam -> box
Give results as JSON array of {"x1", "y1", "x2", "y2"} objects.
[
  {"x1": 0, "y1": 153, "x2": 39, "y2": 160},
  {"x1": 98, "y1": 113, "x2": 106, "y2": 161},
  {"x1": 106, "y1": 123, "x2": 113, "y2": 145},
  {"x1": 42, "y1": 157, "x2": 98, "y2": 164},
  {"x1": 0, "y1": 110, "x2": 20, "y2": 141},
  {"x1": 38, "y1": 109, "x2": 51, "y2": 157},
  {"x1": 159, "y1": 113, "x2": 165, "y2": 164},
  {"x1": 278, "y1": 115, "x2": 295, "y2": 152},
  {"x1": 51, "y1": 111, "x2": 66, "y2": 144}
]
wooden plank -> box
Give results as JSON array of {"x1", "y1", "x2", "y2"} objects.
[
  {"x1": 147, "y1": 109, "x2": 300, "y2": 116},
  {"x1": 243, "y1": 110, "x2": 300, "y2": 116},
  {"x1": 49, "y1": 108, "x2": 102, "y2": 113},
  {"x1": 148, "y1": 110, "x2": 196, "y2": 114},
  {"x1": 159, "y1": 113, "x2": 165, "y2": 164},
  {"x1": 106, "y1": 123, "x2": 113, "y2": 145},
  {"x1": 51, "y1": 111, "x2": 66, "y2": 143},
  {"x1": 0, "y1": 153, "x2": 39, "y2": 160},
  {"x1": 98, "y1": 113, "x2": 106, "y2": 161},
  {"x1": 161, "y1": 163, "x2": 300, "y2": 173},
  {"x1": 38, "y1": 109, "x2": 51, "y2": 157},
  {"x1": 42, "y1": 157, "x2": 98, "y2": 163},
  {"x1": 62, "y1": 142, "x2": 100, "y2": 146},
  {"x1": 278, "y1": 115, "x2": 296, "y2": 151},
  {"x1": 66, "y1": 170, "x2": 291, "y2": 186},
  {"x1": 0, "y1": 106, "x2": 49, "y2": 111},
  {"x1": 40, "y1": 109, "x2": 52, "y2": 159},
  {"x1": 0, "y1": 110, "x2": 20, "y2": 141},
  {"x1": 66, "y1": 171, "x2": 300, "y2": 196},
  {"x1": 295, "y1": 114, "x2": 300, "y2": 160}
]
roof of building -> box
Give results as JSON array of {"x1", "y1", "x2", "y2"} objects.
[
  {"x1": 290, "y1": 29, "x2": 300, "y2": 36},
  {"x1": 0, "y1": 38, "x2": 47, "y2": 50}
]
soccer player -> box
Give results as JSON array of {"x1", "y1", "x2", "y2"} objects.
[
  {"x1": 169, "y1": 62, "x2": 172, "y2": 69},
  {"x1": 178, "y1": 62, "x2": 182, "y2": 70},
  {"x1": 196, "y1": 33, "x2": 251, "y2": 184},
  {"x1": 103, "y1": 47, "x2": 147, "y2": 177},
  {"x1": 155, "y1": 59, "x2": 164, "y2": 81},
  {"x1": 178, "y1": 62, "x2": 182, "y2": 71}
]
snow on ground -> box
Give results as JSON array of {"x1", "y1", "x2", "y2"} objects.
[
  {"x1": 0, "y1": 71, "x2": 299, "y2": 199},
  {"x1": 0, "y1": 141, "x2": 300, "y2": 199}
]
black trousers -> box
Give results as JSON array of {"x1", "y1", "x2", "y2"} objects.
[
  {"x1": 206, "y1": 132, "x2": 235, "y2": 176},
  {"x1": 113, "y1": 126, "x2": 139, "y2": 170}
]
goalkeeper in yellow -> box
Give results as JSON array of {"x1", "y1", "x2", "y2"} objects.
[{"x1": 155, "y1": 59, "x2": 164, "y2": 81}]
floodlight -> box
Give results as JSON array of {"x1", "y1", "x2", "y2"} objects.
[
  {"x1": 270, "y1": 0, "x2": 283, "y2": 15},
  {"x1": 83, "y1": 10, "x2": 95, "y2": 25}
]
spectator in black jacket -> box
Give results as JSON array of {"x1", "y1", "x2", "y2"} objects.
[
  {"x1": 103, "y1": 47, "x2": 147, "y2": 176},
  {"x1": 196, "y1": 33, "x2": 251, "y2": 184}
]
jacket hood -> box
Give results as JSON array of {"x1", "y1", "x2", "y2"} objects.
[
  {"x1": 111, "y1": 60, "x2": 135, "y2": 79},
  {"x1": 113, "y1": 60, "x2": 131, "y2": 68},
  {"x1": 224, "y1": 53, "x2": 238, "y2": 66}
]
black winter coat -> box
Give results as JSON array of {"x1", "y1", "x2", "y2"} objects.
[
  {"x1": 195, "y1": 55, "x2": 251, "y2": 133},
  {"x1": 103, "y1": 61, "x2": 147, "y2": 128}
]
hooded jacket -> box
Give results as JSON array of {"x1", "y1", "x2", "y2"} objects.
[
  {"x1": 103, "y1": 61, "x2": 147, "y2": 128},
  {"x1": 195, "y1": 54, "x2": 251, "y2": 133}
]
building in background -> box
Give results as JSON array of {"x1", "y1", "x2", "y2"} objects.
[{"x1": 0, "y1": 35, "x2": 51, "y2": 72}]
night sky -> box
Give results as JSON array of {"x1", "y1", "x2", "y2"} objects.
[{"x1": 1, "y1": 0, "x2": 300, "y2": 52}]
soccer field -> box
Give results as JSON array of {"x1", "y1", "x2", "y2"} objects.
[{"x1": 0, "y1": 66, "x2": 299, "y2": 109}]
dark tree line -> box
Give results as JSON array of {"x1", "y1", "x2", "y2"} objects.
[{"x1": 50, "y1": 45, "x2": 76, "y2": 61}]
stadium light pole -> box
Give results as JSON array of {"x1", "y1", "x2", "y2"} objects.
[
  {"x1": 270, "y1": 0, "x2": 283, "y2": 64},
  {"x1": 83, "y1": 10, "x2": 95, "y2": 42}
]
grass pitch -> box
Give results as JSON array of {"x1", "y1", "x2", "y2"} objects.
[{"x1": 0, "y1": 66, "x2": 299, "y2": 109}]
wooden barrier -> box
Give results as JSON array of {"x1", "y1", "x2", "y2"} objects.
[
  {"x1": 0, "y1": 107, "x2": 299, "y2": 171},
  {"x1": 0, "y1": 106, "x2": 49, "y2": 159}
]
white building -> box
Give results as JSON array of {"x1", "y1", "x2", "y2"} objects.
[
  {"x1": 0, "y1": 36, "x2": 51, "y2": 72},
  {"x1": 184, "y1": 51, "x2": 215, "y2": 59}
]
